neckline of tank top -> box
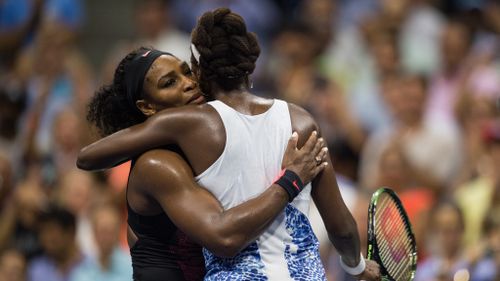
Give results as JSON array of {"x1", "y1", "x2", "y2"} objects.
[{"x1": 213, "y1": 99, "x2": 277, "y2": 118}]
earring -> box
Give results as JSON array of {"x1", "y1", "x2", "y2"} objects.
[{"x1": 245, "y1": 75, "x2": 253, "y2": 89}]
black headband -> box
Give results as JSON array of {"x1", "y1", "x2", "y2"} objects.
[{"x1": 123, "y1": 49, "x2": 173, "y2": 108}]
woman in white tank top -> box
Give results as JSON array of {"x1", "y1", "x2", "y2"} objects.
[
  {"x1": 78, "y1": 8, "x2": 380, "y2": 281},
  {"x1": 80, "y1": 46, "x2": 329, "y2": 281}
]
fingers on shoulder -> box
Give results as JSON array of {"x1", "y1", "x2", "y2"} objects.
[{"x1": 288, "y1": 103, "x2": 320, "y2": 147}]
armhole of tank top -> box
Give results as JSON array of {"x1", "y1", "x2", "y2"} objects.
[
  {"x1": 282, "y1": 100, "x2": 295, "y2": 132},
  {"x1": 125, "y1": 159, "x2": 135, "y2": 211},
  {"x1": 274, "y1": 99, "x2": 292, "y2": 129},
  {"x1": 126, "y1": 159, "x2": 142, "y2": 238},
  {"x1": 194, "y1": 101, "x2": 229, "y2": 181}
]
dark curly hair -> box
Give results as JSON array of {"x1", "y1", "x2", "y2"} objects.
[
  {"x1": 190, "y1": 8, "x2": 261, "y2": 95},
  {"x1": 87, "y1": 47, "x2": 152, "y2": 137}
]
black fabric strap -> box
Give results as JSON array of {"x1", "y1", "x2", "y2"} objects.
[
  {"x1": 123, "y1": 49, "x2": 173, "y2": 108},
  {"x1": 275, "y1": 169, "x2": 305, "y2": 202}
]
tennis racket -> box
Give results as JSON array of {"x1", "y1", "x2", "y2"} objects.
[{"x1": 367, "y1": 188, "x2": 417, "y2": 281}]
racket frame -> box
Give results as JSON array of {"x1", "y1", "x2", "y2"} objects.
[{"x1": 367, "y1": 187, "x2": 418, "y2": 281}]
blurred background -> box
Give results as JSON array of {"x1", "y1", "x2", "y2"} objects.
[{"x1": 0, "y1": 0, "x2": 499, "y2": 280}]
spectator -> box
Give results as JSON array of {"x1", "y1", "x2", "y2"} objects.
[
  {"x1": 425, "y1": 19, "x2": 473, "y2": 127},
  {"x1": 269, "y1": 23, "x2": 326, "y2": 105},
  {"x1": 0, "y1": 248, "x2": 26, "y2": 281},
  {"x1": 15, "y1": 21, "x2": 92, "y2": 179},
  {"x1": 54, "y1": 169, "x2": 98, "y2": 259},
  {"x1": 99, "y1": 0, "x2": 191, "y2": 84},
  {"x1": 399, "y1": 0, "x2": 445, "y2": 76},
  {"x1": 454, "y1": 63, "x2": 500, "y2": 187},
  {"x1": 455, "y1": 121, "x2": 500, "y2": 247},
  {"x1": 0, "y1": 0, "x2": 43, "y2": 63},
  {"x1": 170, "y1": 0, "x2": 281, "y2": 43},
  {"x1": 71, "y1": 204, "x2": 132, "y2": 281},
  {"x1": 0, "y1": 174, "x2": 47, "y2": 260},
  {"x1": 1, "y1": 1, "x2": 499, "y2": 280},
  {"x1": 470, "y1": 210, "x2": 500, "y2": 281},
  {"x1": 267, "y1": 23, "x2": 366, "y2": 152},
  {"x1": 27, "y1": 205, "x2": 85, "y2": 281},
  {"x1": 360, "y1": 74, "x2": 461, "y2": 192},
  {"x1": 0, "y1": 87, "x2": 26, "y2": 154},
  {"x1": 415, "y1": 200, "x2": 469, "y2": 281},
  {"x1": 51, "y1": 110, "x2": 86, "y2": 178},
  {"x1": 0, "y1": 152, "x2": 13, "y2": 208}
]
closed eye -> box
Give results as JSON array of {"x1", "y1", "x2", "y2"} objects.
[
  {"x1": 180, "y1": 61, "x2": 193, "y2": 77},
  {"x1": 163, "y1": 78, "x2": 176, "y2": 88}
]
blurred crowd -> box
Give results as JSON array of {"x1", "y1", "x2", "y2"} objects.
[{"x1": 0, "y1": 0, "x2": 499, "y2": 281}]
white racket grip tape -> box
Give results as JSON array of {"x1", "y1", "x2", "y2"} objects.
[{"x1": 339, "y1": 253, "x2": 366, "y2": 276}]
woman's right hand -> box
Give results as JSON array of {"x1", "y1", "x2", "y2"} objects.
[
  {"x1": 355, "y1": 259, "x2": 381, "y2": 281},
  {"x1": 281, "y1": 131, "x2": 328, "y2": 185}
]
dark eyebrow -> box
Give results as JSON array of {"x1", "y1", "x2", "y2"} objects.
[
  {"x1": 180, "y1": 61, "x2": 190, "y2": 71},
  {"x1": 157, "y1": 70, "x2": 175, "y2": 88}
]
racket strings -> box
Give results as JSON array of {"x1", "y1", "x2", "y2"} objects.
[
  {"x1": 376, "y1": 198, "x2": 412, "y2": 280},
  {"x1": 376, "y1": 199, "x2": 413, "y2": 280},
  {"x1": 374, "y1": 195, "x2": 415, "y2": 281},
  {"x1": 376, "y1": 223, "x2": 412, "y2": 279},
  {"x1": 375, "y1": 218, "x2": 411, "y2": 280}
]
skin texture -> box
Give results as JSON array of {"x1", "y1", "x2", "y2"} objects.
[
  {"x1": 82, "y1": 54, "x2": 329, "y2": 258},
  {"x1": 78, "y1": 55, "x2": 381, "y2": 279},
  {"x1": 129, "y1": 134, "x2": 325, "y2": 257}
]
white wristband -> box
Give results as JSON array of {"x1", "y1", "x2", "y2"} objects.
[{"x1": 339, "y1": 253, "x2": 366, "y2": 276}]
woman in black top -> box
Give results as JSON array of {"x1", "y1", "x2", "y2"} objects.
[{"x1": 83, "y1": 47, "x2": 328, "y2": 280}]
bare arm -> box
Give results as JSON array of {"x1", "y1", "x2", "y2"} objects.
[
  {"x1": 289, "y1": 103, "x2": 380, "y2": 280},
  {"x1": 311, "y1": 156, "x2": 361, "y2": 263},
  {"x1": 77, "y1": 105, "x2": 205, "y2": 170},
  {"x1": 133, "y1": 132, "x2": 327, "y2": 257},
  {"x1": 289, "y1": 104, "x2": 360, "y2": 263}
]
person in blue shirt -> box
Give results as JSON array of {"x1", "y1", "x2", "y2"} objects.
[{"x1": 71, "y1": 204, "x2": 133, "y2": 281}]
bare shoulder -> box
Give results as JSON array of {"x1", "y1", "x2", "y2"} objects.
[
  {"x1": 133, "y1": 149, "x2": 193, "y2": 186},
  {"x1": 287, "y1": 102, "x2": 320, "y2": 147},
  {"x1": 155, "y1": 103, "x2": 218, "y2": 121}
]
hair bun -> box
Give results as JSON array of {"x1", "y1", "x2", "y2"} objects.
[
  {"x1": 220, "y1": 13, "x2": 246, "y2": 36},
  {"x1": 191, "y1": 8, "x2": 261, "y2": 93},
  {"x1": 213, "y1": 8, "x2": 231, "y2": 23}
]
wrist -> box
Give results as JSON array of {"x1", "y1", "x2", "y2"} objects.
[
  {"x1": 271, "y1": 184, "x2": 291, "y2": 203},
  {"x1": 339, "y1": 253, "x2": 366, "y2": 276},
  {"x1": 285, "y1": 167, "x2": 304, "y2": 183},
  {"x1": 274, "y1": 169, "x2": 304, "y2": 202}
]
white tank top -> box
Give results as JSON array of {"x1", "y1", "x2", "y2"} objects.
[{"x1": 196, "y1": 99, "x2": 326, "y2": 281}]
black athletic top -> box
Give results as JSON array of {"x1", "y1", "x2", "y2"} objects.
[
  {"x1": 127, "y1": 202, "x2": 206, "y2": 281},
  {"x1": 127, "y1": 160, "x2": 206, "y2": 281}
]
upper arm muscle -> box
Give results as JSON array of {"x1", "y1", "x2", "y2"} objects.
[
  {"x1": 288, "y1": 103, "x2": 320, "y2": 148},
  {"x1": 134, "y1": 150, "x2": 224, "y2": 246},
  {"x1": 288, "y1": 102, "x2": 353, "y2": 235},
  {"x1": 77, "y1": 105, "x2": 209, "y2": 170}
]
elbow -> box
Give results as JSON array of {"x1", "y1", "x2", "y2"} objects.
[
  {"x1": 76, "y1": 148, "x2": 94, "y2": 170},
  {"x1": 76, "y1": 158, "x2": 88, "y2": 171},
  {"x1": 76, "y1": 156, "x2": 88, "y2": 170},
  {"x1": 208, "y1": 236, "x2": 244, "y2": 258},
  {"x1": 330, "y1": 229, "x2": 357, "y2": 243},
  {"x1": 329, "y1": 217, "x2": 359, "y2": 243}
]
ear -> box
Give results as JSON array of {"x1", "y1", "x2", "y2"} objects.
[{"x1": 136, "y1": 99, "x2": 157, "y2": 116}]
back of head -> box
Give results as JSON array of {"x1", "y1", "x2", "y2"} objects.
[
  {"x1": 38, "y1": 204, "x2": 77, "y2": 260},
  {"x1": 190, "y1": 8, "x2": 261, "y2": 94},
  {"x1": 87, "y1": 47, "x2": 151, "y2": 137},
  {"x1": 39, "y1": 204, "x2": 77, "y2": 233}
]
